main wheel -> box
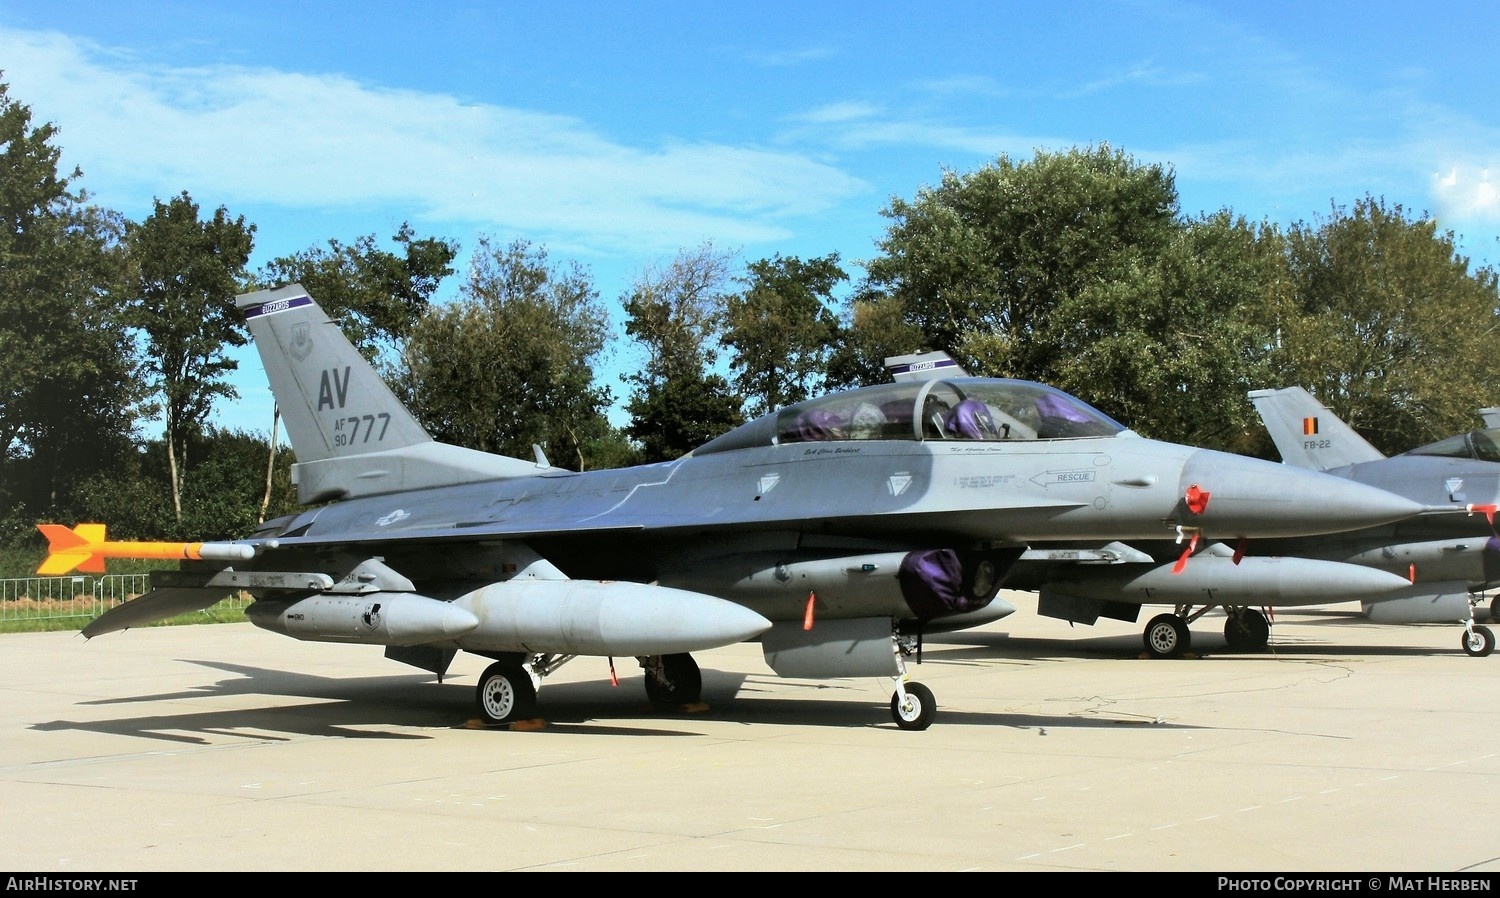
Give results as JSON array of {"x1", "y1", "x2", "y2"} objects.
[
  {"x1": 1224, "y1": 609, "x2": 1270, "y2": 652},
  {"x1": 1143, "y1": 613, "x2": 1191, "y2": 658},
  {"x1": 476, "y1": 661, "x2": 538, "y2": 724},
  {"x1": 1490, "y1": 596, "x2": 1499, "y2": 622},
  {"x1": 643, "y1": 653, "x2": 702, "y2": 707},
  {"x1": 891, "y1": 681, "x2": 937, "y2": 730},
  {"x1": 1462, "y1": 625, "x2": 1495, "y2": 658}
]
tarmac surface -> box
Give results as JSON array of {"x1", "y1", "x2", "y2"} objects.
[{"x1": 2, "y1": 592, "x2": 1499, "y2": 873}]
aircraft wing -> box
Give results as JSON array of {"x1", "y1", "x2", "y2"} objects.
[{"x1": 1248, "y1": 386, "x2": 1385, "y2": 469}]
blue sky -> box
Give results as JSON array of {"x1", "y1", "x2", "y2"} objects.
[{"x1": 2, "y1": 1, "x2": 1496, "y2": 437}]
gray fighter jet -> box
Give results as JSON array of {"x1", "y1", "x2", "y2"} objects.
[
  {"x1": 1236, "y1": 386, "x2": 1500, "y2": 656},
  {"x1": 49, "y1": 286, "x2": 1425, "y2": 730},
  {"x1": 886, "y1": 356, "x2": 1433, "y2": 659}
]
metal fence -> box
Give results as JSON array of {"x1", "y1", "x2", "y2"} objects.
[{"x1": 0, "y1": 574, "x2": 250, "y2": 624}]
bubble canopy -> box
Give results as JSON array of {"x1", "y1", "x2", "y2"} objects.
[
  {"x1": 693, "y1": 377, "x2": 1131, "y2": 456},
  {"x1": 1402, "y1": 428, "x2": 1500, "y2": 463}
]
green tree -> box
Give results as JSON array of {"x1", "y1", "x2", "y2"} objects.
[
  {"x1": 1269, "y1": 196, "x2": 1500, "y2": 453},
  {"x1": 621, "y1": 242, "x2": 744, "y2": 460},
  {"x1": 401, "y1": 237, "x2": 616, "y2": 469},
  {"x1": 852, "y1": 145, "x2": 1304, "y2": 448},
  {"x1": 825, "y1": 291, "x2": 927, "y2": 390},
  {"x1": 255, "y1": 223, "x2": 458, "y2": 361},
  {"x1": 0, "y1": 77, "x2": 140, "y2": 528},
  {"x1": 69, "y1": 427, "x2": 297, "y2": 541},
  {"x1": 722, "y1": 253, "x2": 845, "y2": 416},
  {"x1": 122, "y1": 192, "x2": 255, "y2": 522},
  {"x1": 1036, "y1": 211, "x2": 1287, "y2": 448},
  {"x1": 625, "y1": 371, "x2": 743, "y2": 462},
  {"x1": 861, "y1": 144, "x2": 1179, "y2": 381}
]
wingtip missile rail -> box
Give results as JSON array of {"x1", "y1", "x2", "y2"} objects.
[{"x1": 36, "y1": 523, "x2": 257, "y2": 576}]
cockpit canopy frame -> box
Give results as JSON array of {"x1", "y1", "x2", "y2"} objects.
[{"x1": 693, "y1": 377, "x2": 1130, "y2": 456}]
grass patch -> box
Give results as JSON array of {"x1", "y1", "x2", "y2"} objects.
[{"x1": 0, "y1": 600, "x2": 248, "y2": 634}]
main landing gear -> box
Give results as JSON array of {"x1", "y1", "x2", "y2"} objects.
[
  {"x1": 476, "y1": 659, "x2": 539, "y2": 724},
  {"x1": 1143, "y1": 613, "x2": 1191, "y2": 658},
  {"x1": 1141, "y1": 606, "x2": 1273, "y2": 658},
  {"x1": 641, "y1": 653, "x2": 703, "y2": 708},
  {"x1": 474, "y1": 652, "x2": 709, "y2": 725},
  {"x1": 472, "y1": 628, "x2": 944, "y2": 729},
  {"x1": 1224, "y1": 608, "x2": 1271, "y2": 652}
]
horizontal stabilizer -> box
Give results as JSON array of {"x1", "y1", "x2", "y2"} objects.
[{"x1": 81, "y1": 587, "x2": 239, "y2": 638}]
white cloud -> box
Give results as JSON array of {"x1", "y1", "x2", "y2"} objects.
[
  {"x1": 0, "y1": 26, "x2": 868, "y2": 256},
  {"x1": 1431, "y1": 164, "x2": 1500, "y2": 223},
  {"x1": 745, "y1": 46, "x2": 837, "y2": 67},
  {"x1": 1064, "y1": 60, "x2": 1207, "y2": 98},
  {"x1": 793, "y1": 101, "x2": 884, "y2": 124}
]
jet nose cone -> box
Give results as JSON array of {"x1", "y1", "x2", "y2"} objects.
[{"x1": 1180, "y1": 450, "x2": 1424, "y2": 538}]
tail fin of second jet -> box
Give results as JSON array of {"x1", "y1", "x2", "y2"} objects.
[
  {"x1": 236, "y1": 283, "x2": 553, "y2": 503},
  {"x1": 1248, "y1": 386, "x2": 1386, "y2": 471}
]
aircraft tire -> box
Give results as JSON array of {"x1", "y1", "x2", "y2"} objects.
[
  {"x1": 1490, "y1": 596, "x2": 1499, "y2": 622},
  {"x1": 643, "y1": 653, "x2": 702, "y2": 707},
  {"x1": 891, "y1": 682, "x2": 937, "y2": 731},
  {"x1": 477, "y1": 661, "x2": 538, "y2": 724},
  {"x1": 1224, "y1": 609, "x2": 1270, "y2": 652},
  {"x1": 1461, "y1": 625, "x2": 1495, "y2": 658},
  {"x1": 1143, "y1": 613, "x2": 1191, "y2": 658}
]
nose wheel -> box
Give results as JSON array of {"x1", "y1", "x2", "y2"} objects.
[
  {"x1": 891, "y1": 681, "x2": 936, "y2": 730},
  {"x1": 1462, "y1": 623, "x2": 1495, "y2": 657}
]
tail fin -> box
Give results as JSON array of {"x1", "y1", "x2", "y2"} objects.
[
  {"x1": 885, "y1": 350, "x2": 970, "y2": 383},
  {"x1": 237, "y1": 284, "x2": 432, "y2": 464},
  {"x1": 1481, "y1": 407, "x2": 1500, "y2": 429},
  {"x1": 37, "y1": 523, "x2": 107, "y2": 575},
  {"x1": 236, "y1": 284, "x2": 552, "y2": 503},
  {"x1": 1248, "y1": 386, "x2": 1386, "y2": 471}
]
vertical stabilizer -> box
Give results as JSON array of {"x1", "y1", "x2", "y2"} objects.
[
  {"x1": 237, "y1": 284, "x2": 431, "y2": 463},
  {"x1": 236, "y1": 284, "x2": 552, "y2": 502},
  {"x1": 885, "y1": 351, "x2": 969, "y2": 382},
  {"x1": 1248, "y1": 386, "x2": 1386, "y2": 471}
]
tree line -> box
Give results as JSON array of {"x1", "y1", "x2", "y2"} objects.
[{"x1": 3, "y1": 76, "x2": 1497, "y2": 555}]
